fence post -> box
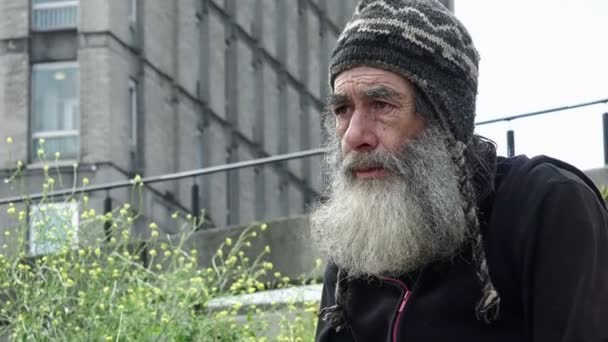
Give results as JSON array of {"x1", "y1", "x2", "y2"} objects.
[
  {"x1": 103, "y1": 194, "x2": 112, "y2": 242},
  {"x1": 507, "y1": 129, "x2": 515, "y2": 157},
  {"x1": 603, "y1": 113, "x2": 608, "y2": 165},
  {"x1": 191, "y1": 182, "x2": 200, "y2": 226}
]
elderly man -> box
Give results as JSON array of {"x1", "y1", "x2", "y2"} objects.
[{"x1": 311, "y1": 0, "x2": 608, "y2": 341}]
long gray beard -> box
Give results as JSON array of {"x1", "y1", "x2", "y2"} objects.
[{"x1": 310, "y1": 126, "x2": 468, "y2": 278}]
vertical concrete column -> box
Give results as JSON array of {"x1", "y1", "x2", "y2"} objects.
[
  {"x1": 171, "y1": 0, "x2": 181, "y2": 198},
  {"x1": 224, "y1": 0, "x2": 240, "y2": 225},
  {"x1": 276, "y1": 0, "x2": 289, "y2": 217},
  {"x1": 252, "y1": 0, "x2": 266, "y2": 220},
  {"x1": 298, "y1": 0, "x2": 312, "y2": 208},
  {"x1": 134, "y1": 0, "x2": 146, "y2": 175},
  {"x1": 318, "y1": 0, "x2": 329, "y2": 102},
  {"x1": 198, "y1": 0, "x2": 212, "y2": 213}
]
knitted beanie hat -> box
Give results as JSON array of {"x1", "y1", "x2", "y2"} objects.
[
  {"x1": 330, "y1": 0, "x2": 478, "y2": 143},
  {"x1": 321, "y1": 0, "x2": 500, "y2": 329}
]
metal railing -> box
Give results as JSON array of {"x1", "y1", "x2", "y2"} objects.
[
  {"x1": 31, "y1": 0, "x2": 78, "y2": 31},
  {"x1": 476, "y1": 98, "x2": 608, "y2": 158},
  {"x1": 1, "y1": 148, "x2": 327, "y2": 236}
]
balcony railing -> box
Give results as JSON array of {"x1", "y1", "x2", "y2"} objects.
[
  {"x1": 31, "y1": 0, "x2": 78, "y2": 31},
  {"x1": 31, "y1": 130, "x2": 79, "y2": 160}
]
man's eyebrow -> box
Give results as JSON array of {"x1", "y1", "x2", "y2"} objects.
[
  {"x1": 325, "y1": 86, "x2": 401, "y2": 109},
  {"x1": 363, "y1": 86, "x2": 402, "y2": 101},
  {"x1": 326, "y1": 93, "x2": 349, "y2": 108}
]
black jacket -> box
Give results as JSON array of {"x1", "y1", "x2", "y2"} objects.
[{"x1": 316, "y1": 155, "x2": 608, "y2": 341}]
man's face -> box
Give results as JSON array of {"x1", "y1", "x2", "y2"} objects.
[
  {"x1": 329, "y1": 66, "x2": 427, "y2": 179},
  {"x1": 311, "y1": 66, "x2": 467, "y2": 278}
]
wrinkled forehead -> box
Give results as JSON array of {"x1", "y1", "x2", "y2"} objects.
[{"x1": 331, "y1": 66, "x2": 415, "y2": 99}]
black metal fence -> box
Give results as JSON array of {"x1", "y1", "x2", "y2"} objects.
[
  {"x1": 475, "y1": 98, "x2": 608, "y2": 158},
  {"x1": 0, "y1": 148, "x2": 327, "y2": 234}
]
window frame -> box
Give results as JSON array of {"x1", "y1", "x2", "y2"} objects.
[{"x1": 30, "y1": 61, "x2": 80, "y2": 164}]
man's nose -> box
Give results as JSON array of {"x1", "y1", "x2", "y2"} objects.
[{"x1": 342, "y1": 110, "x2": 378, "y2": 153}]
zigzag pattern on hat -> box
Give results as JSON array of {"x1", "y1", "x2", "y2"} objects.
[
  {"x1": 341, "y1": 0, "x2": 479, "y2": 82},
  {"x1": 329, "y1": 0, "x2": 480, "y2": 143}
]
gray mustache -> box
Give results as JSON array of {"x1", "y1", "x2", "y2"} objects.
[{"x1": 341, "y1": 151, "x2": 402, "y2": 176}]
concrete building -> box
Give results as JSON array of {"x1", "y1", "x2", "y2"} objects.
[{"x1": 0, "y1": 0, "x2": 360, "y2": 255}]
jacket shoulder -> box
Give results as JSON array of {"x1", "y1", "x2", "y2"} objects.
[
  {"x1": 482, "y1": 155, "x2": 606, "y2": 309},
  {"x1": 495, "y1": 155, "x2": 604, "y2": 204}
]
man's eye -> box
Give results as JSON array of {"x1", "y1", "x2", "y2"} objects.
[
  {"x1": 373, "y1": 101, "x2": 392, "y2": 111},
  {"x1": 332, "y1": 106, "x2": 349, "y2": 116}
]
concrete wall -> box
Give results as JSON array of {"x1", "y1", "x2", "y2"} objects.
[
  {"x1": 127, "y1": 0, "x2": 356, "y2": 228},
  {"x1": 80, "y1": 0, "x2": 110, "y2": 33},
  {"x1": 0, "y1": 55, "x2": 28, "y2": 169},
  {"x1": 0, "y1": 0, "x2": 28, "y2": 40},
  {"x1": 79, "y1": 45, "x2": 112, "y2": 163},
  {"x1": 0, "y1": 0, "x2": 29, "y2": 169},
  {"x1": 183, "y1": 215, "x2": 324, "y2": 282}
]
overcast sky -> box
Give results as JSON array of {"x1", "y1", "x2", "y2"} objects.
[{"x1": 455, "y1": 1, "x2": 608, "y2": 170}]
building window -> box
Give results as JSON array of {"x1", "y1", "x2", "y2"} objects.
[
  {"x1": 128, "y1": 79, "x2": 137, "y2": 151},
  {"x1": 31, "y1": 62, "x2": 79, "y2": 161},
  {"x1": 29, "y1": 202, "x2": 79, "y2": 255},
  {"x1": 31, "y1": 0, "x2": 78, "y2": 32}
]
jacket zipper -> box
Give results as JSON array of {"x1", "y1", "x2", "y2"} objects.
[{"x1": 381, "y1": 277, "x2": 412, "y2": 342}]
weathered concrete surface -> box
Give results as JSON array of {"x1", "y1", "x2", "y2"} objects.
[
  {"x1": 183, "y1": 215, "x2": 324, "y2": 283},
  {"x1": 207, "y1": 284, "x2": 322, "y2": 312},
  {"x1": 206, "y1": 284, "x2": 322, "y2": 339}
]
